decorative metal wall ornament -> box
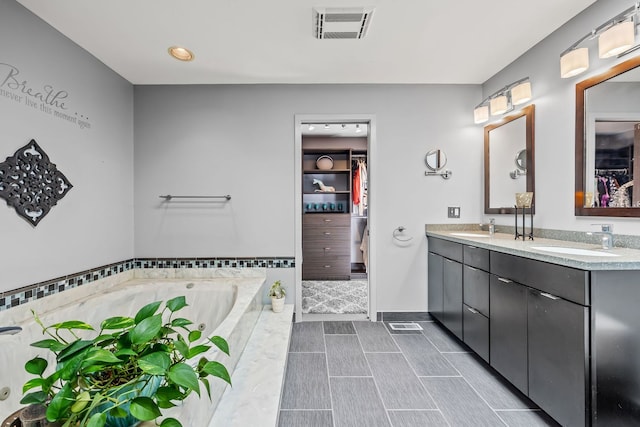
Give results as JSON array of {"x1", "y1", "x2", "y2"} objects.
[{"x1": 0, "y1": 139, "x2": 72, "y2": 226}]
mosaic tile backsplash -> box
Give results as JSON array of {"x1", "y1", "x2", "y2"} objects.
[{"x1": 0, "y1": 257, "x2": 294, "y2": 312}]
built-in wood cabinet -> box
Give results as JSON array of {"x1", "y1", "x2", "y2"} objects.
[
  {"x1": 302, "y1": 213, "x2": 350, "y2": 280},
  {"x1": 427, "y1": 252, "x2": 444, "y2": 322},
  {"x1": 427, "y1": 236, "x2": 591, "y2": 426}
]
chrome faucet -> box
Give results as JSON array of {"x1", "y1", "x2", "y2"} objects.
[
  {"x1": 489, "y1": 218, "x2": 495, "y2": 235},
  {"x1": 0, "y1": 326, "x2": 22, "y2": 335},
  {"x1": 589, "y1": 224, "x2": 614, "y2": 249}
]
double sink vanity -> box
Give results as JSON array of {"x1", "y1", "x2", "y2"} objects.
[{"x1": 426, "y1": 227, "x2": 640, "y2": 427}]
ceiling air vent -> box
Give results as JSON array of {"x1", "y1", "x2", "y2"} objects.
[{"x1": 313, "y1": 7, "x2": 374, "y2": 39}]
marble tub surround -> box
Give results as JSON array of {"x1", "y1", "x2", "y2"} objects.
[
  {"x1": 426, "y1": 226, "x2": 640, "y2": 270},
  {"x1": 211, "y1": 304, "x2": 294, "y2": 427}
]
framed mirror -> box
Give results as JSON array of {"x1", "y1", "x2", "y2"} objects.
[
  {"x1": 484, "y1": 105, "x2": 535, "y2": 214},
  {"x1": 575, "y1": 56, "x2": 640, "y2": 217}
]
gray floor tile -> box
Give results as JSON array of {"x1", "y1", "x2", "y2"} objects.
[
  {"x1": 326, "y1": 335, "x2": 371, "y2": 376},
  {"x1": 289, "y1": 321, "x2": 325, "y2": 352},
  {"x1": 366, "y1": 352, "x2": 437, "y2": 410},
  {"x1": 331, "y1": 377, "x2": 391, "y2": 427},
  {"x1": 421, "y1": 377, "x2": 506, "y2": 426},
  {"x1": 387, "y1": 410, "x2": 449, "y2": 427},
  {"x1": 324, "y1": 321, "x2": 356, "y2": 334},
  {"x1": 384, "y1": 321, "x2": 423, "y2": 334},
  {"x1": 280, "y1": 353, "x2": 331, "y2": 409},
  {"x1": 496, "y1": 410, "x2": 560, "y2": 426},
  {"x1": 419, "y1": 321, "x2": 468, "y2": 352},
  {"x1": 278, "y1": 410, "x2": 333, "y2": 427},
  {"x1": 353, "y1": 321, "x2": 400, "y2": 352},
  {"x1": 393, "y1": 334, "x2": 459, "y2": 376},
  {"x1": 445, "y1": 353, "x2": 535, "y2": 409}
]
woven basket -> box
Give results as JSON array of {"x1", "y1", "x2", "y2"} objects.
[{"x1": 316, "y1": 155, "x2": 334, "y2": 170}]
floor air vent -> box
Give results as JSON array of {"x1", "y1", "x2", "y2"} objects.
[
  {"x1": 313, "y1": 7, "x2": 374, "y2": 39},
  {"x1": 388, "y1": 322, "x2": 423, "y2": 331}
]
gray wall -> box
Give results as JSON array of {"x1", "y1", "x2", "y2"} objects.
[
  {"x1": 482, "y1": 0, "x2": 640, "y2": 235},
  {"x1": 0, "y1": 1, "x2": 134, "y2": 292},
  {"x1": 134, "y1": 84, "x2": 482, "y2": 311}
]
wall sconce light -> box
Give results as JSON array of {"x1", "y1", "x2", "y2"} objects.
[
  {"x1": 560, "y1": 2, "x2": 639, "y2": 78},
  {"x1": 473, "y1": 77, "x2": 532, "y2": 124}
]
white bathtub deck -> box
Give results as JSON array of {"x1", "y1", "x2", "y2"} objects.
[{"x1": 209, "y1": 304, "x2": 293, "y2": 427}]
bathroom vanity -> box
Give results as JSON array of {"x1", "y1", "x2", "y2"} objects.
[{"x1": 426, "y1": 229, "x2": 640, "y2": 427}]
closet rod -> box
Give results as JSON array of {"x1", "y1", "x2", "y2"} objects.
[
  {"x1": 351, "y1": 154, "x2": 367, "y2": 158},
  {"x1": 159, "y1": 195, "x2": 231, "y2": 201}
]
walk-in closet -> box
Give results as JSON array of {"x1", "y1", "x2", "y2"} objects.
[{"x1": 300, "y1": 123, "x2": 369, "y2": 315}]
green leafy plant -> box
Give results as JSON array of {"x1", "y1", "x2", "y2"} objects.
[
  {"x1": 21, "y1": 296, "x2": 231, "y2": 427},
  {"x1": 267, "y1": 280, "x2": 286, "y2": 299}
]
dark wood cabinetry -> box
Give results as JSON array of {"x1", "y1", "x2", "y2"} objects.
[
  {"x1": 427, "y1": 236, "x2": 592, "y2": 426},
  {"x1": 302, "y1": 213, "x2": 350, "y2": 279}
]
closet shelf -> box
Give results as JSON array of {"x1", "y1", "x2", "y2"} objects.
[
  {"x1": 303, "y1": 191, "x2": 350, "y2": 195},
  {"x1": 303, "y1": 169, "x2": 350, "y2": 174}
]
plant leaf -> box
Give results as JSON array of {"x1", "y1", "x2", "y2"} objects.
[
  {"x1": 101, "y1": 316, "x2": 135, "y2": 330},
  {"x1": 30, "y1": 339, "x2": 66, "y2": 352},
  {"x1": 187, "y1": 345, "x2": 210, "y2": 359},
  {"x1": 22, "y1": 378, "x2": 45, "y2": 394},
  {"x1": 174, "y1": 338, "x2": 190, "y2": 359},
  {"x1": 166, "y1": 296, "x2": 187, "y2": 312},
  {"x1": 200, "y1": 377, "x2": 211, "y2": 399},
  {"x1": 134, "y1": 301, "x2": 162, "y2": 324},
  {"x1": 114, "y1": 348, "x2": 137, "y2": 357},
  {"x1": 130, "y1": 396, "x2": 162, "y2": 421},
  {"x1": 130, "y1": 314, "x2": 162, "y2": 346},
  {"x1": 109, "y1": 406, "x2": 128, "y2": 418},
  {"x1": 20, "y1": 391, "x2": 47, "y2": 405},
  {"x1": 45, "y1": 383, "x2": 74, "y2": 421},
  {"x1": 188, "y1": 330, "x2": 201, "y2": 343},
  {"x1": 57, "y1": 340, "x2": 93, "y2": 363},
  {"x1": 82, "y1": 348, "x2": 123, "y2": 365},
  {"x1": 25, "y1": 357, "x2": 48, "y2": 375},
  {"x1": 86, "y1": 412, "x2": 107, "y2": 427},
  {"x1": 70, "y1": 391, "x2": 91, "y2": 413},
  {"x1": 138, "y1": 352, "x2": 172, "y2": 375},
  {"x1": 171, "y1": 318, "x2": 192, "y2": 328},
  {"x1": 210, "y1": 336, "x2": 230, "y2": 356},
  {"x1": 160, "y1": 418, "x2": 182, "y2": 427},
  {"x1": 201, "y1": 361, "x2": 232, "y2": 385},
  {"x1": 156, "y1": 386, "x2": 183, "y2": 402},
  {"x1": 50, "y1": 320, "x2": 94, "y2": 331},
  {"x1": 168, "y1": 363, "x2": 200, "y2": 395}
]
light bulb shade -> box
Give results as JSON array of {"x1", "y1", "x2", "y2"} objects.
[
  {"x1": 474, "y1": 105, "x2": 489, "y2": 124},
  {"x1": 599, "y1": 21, "x2": 635, "y2": 58},
  {"x1": 560, "y1": 48, "x2": 589, "y2": 78},
  {"x1": 490, "y1": 95, "x2": 508, "y2": 116},
  {"x1": 511, "y1": 81, "x2": 532, "y2": 105}
]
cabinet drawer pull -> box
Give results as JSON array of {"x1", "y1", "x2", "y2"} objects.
[
  {"x1": 445, "y1": 259, "x2": 454, "y2": 263},
  {"x1": 540, "y1": 292, "x2": 560, "y2": 300},
  {"x1": 324, "y1": 265, "x2": 331, "y2": 268},
  {"x1": 323, "y1": 219, "x2": 332, "y2": 222},
  {"x1": 466, "y1": 306, "x2": 479, "y2": 314},
  {"x1": 466, "y1": 266, "x2": 478, "y2": 271},
  {"x1": 324, "y1": 247, "x2": 331, "y2": 251},
  {"x1": 467, "y1": 245, "x2": 478, "y2": 249},
  {"x1": 323, "y1": 232, "x2": 331, "y2": 236},
  {"x1": 497, "y1": 277, "x2": 512, "y2": 283}
]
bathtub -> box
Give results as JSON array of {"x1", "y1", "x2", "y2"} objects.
[{"x1": 0, "y1": 268, "x2": 265, "y2": 426}]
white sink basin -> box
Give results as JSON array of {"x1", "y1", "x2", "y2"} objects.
[
  {"x1": 449, "y1": 232, "x2": 490, "y2": 238},
  {"x1": 531, "y1": 246, "x2": 619, "y2": 257}
]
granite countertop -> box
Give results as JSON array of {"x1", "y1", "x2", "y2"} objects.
[{"x1": 425, "y1": 227, "x2": 640, "y2": 271}]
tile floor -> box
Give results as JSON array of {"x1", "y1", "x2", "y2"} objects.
[{"x1": 278, "y1": 319, "x2": 560, "y2": 427}]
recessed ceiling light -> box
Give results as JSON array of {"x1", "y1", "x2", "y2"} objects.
[
  {"x1": 308, "y1": 124, "x2": 315, "y2": 131},
  {"x1": 168, "y1": 46, "x2": 195, "y2": 62}
]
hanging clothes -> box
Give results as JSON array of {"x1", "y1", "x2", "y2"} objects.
[
  {"x1": 360, "y1": 223, "x2": 369, "y2": 273},
  {"x1": 358, "y1": 159, "x2": 368, "y2": 216},
  {"x1": 352, "y1": 165, "x2": 361, "y2": 207}
]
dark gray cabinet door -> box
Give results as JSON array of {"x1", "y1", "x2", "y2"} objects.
[
  {"x1": 528, "y1": 289, "x2": 589, "y2": 427},
  {"x1": 463, "y1": 305, "x2": 489, "y2": 362},
  {"x1": 443, "y1": 258, "x2": 463, "y2": 340},
  {"x1": 489, "y1": 275, "x2": 528, "y2": 394},
  {"x1": 427, "y1": 252, "x2": 444, "y2": 322}
]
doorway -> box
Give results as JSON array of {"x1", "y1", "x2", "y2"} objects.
[{"x1": 294, "y1": 115, "x2": 376, "y2": 322}]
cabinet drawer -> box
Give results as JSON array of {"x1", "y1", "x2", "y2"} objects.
[
  {"x1": 303, "y1": 226, "x2": 350, "y2": 241},
  {"x1": 463, "y1": 266, "x2": 489, "y2": 316},
  {"x1": 428, "y1": 237, "x2": 463, "y2": 262},
  {"x1": 464, "y1": 245, "x2": 489, "y2": 271},
  {"x1": 463, "y1": 305, "x2": 489, "y2": 362},
  {"x1": 302, "y1": 258, "x2": 350, "y2": 280},
  {"x1": 491, "y1": 251, "x2": 589, "y2": 305},
  {"x1": 303, "y1": 244, "x2": 350, "y2": 258},
  {"x1": 303, "y1": 213, "x2": 350, "y2": 227}
]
